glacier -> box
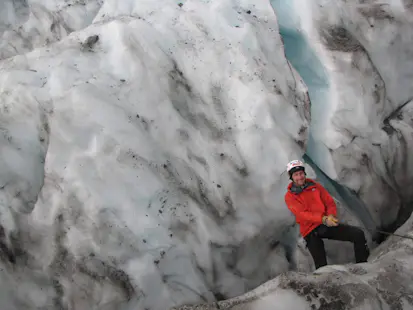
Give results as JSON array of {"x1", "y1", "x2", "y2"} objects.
[
  {"x1": 0, "y1": 0, "x2": 312, "y2": 309},
  {"x1": 173, "y1": 214, "x2": 413, "y2": 310},
  {"x1": 0, "y1": 0, "x2": 412, "y2": 310},
  {"x1": 270, "y1": 0, "x2": 413, "y2": 232}
]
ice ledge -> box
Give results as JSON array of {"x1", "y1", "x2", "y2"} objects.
[{"x1": 171, "y1": 215, "x2": 413, "y2": 310}]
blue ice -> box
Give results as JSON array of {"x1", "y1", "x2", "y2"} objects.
[{"x1": 270, "y1": 0, "x2": 376, "y2": 233}]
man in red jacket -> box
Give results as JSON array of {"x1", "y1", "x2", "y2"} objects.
[{"x1": 284, "y1": 160, "x2": 370, "y2": 269}]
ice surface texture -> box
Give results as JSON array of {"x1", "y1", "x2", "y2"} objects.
[
  {"x1": 1, "y1": 0, "x2": 413, "y2": 310},
  {"x1": 270, "y1": 0, "x2": 413, "y2": 230},
  {"x1": 173, "y1": 215, "x2": 413, "y2": 309},
  {"x1": 0, "y1": 0, "x2": 311, "y2": 309},
  {"x1": 175, "y1": 0, "x2": 413, "y2": 309}
]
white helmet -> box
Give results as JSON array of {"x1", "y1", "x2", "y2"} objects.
[{"x1": 286, "y1": 160, "x2": 305, "y2": 176}]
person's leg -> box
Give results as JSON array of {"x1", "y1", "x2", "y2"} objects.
[
  {"x1": 317, "y1": 224, "x2": 370, "y2": 263},
  {"x1": 304, "y1": 230, "x2": 328, "y2": 269}
]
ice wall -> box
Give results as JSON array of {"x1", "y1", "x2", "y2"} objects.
[
  {"x1": 270, "y1": 0, "x2": 413, "y2": 231},
  {"x1": 1, "y1": 1, "x2": 413, "y2": 309},
  {"x1": 173, "y1": 1, "x2": 413, "y2": 309},
  {"x1": 0, "y1": 0, "x2": 102, "y2": 60},
  {"x1": 269, "y1": 0, "x2": 337, "y2": 179},
  {"x1": 173, "y1": 210, "x2": 413, "y2": 310},
  {"x1": 0, "y1": 0, "x2": 312, "y2": 309},
  {"x1": 269, "y1": 0, "x2": 379, "y2": 232}
]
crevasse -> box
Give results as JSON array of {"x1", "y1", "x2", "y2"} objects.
[{"x1": 269, "y1": 1, "x2": 377, "y2": 237}]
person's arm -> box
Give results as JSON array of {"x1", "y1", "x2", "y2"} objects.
[
  {"x1": 285, "y1": 194, "x2": 325, "y2": 224},
  {"x1": 317, "y1": 183, "x2": 337, "y2": 217}
]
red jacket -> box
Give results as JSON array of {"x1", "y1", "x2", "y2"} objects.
[{"x1": 284, "y1": 178, "x2": 337, "y2": 237}]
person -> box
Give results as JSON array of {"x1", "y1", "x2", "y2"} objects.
[{"x1": 284, "y1": 160, "x2": 370, "y2": 269}]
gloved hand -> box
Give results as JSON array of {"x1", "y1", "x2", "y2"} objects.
[{"x1": 322, "y1": 214, "x2": 338, "y2": 227}]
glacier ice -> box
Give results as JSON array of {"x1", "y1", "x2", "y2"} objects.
[
  {"x1": 0, "y1": 0, "x2": 103, "y2": 60},
  {"x1": 269, "y1": 0, "x2": 379, "y2": 238},
  {"x1": 0, "y1": 0, "x2": 314, "y2": 309},
  {"x1": 271, "y1": 0, "x2": 413, "y2": 231},
  {"x1": 175, "y1": 0, "x2": 413, "y2": 309},
  {"x1": 174, "y1": 215, "x2": 413, "y2": 310},
  {"x1": 269, "y1": 0, "x2": 336, "y2": 181},
  {"x1": 0, "y1": 0, "x2": 413, "y2": 310},
  {"x1": 267, "y1": 0, "x2": 379, "y2": 267}
]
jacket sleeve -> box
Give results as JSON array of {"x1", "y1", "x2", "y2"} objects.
[
  {"x1": 317, "y1": 183, "x2": 337, "y2": 216},
  {"x1": 285, "y1": 194, "x2": 324, "y2": 224}
]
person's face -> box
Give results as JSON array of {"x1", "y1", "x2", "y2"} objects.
[{"x1": 292, "y1": 170, "x2": 306, "y2": 186}]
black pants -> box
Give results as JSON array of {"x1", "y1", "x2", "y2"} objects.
[{"x1": 304, "y1": 224, "x2": 370, "y2": 269}]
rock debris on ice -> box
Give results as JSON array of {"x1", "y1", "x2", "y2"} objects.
[
  {"x1": 0, "y1": 0, "x2": 412, "y2": 310},
  {"x1": 0, "y1": 0, "x2": 311, "y2": 309},
  {"x1": 174, "y1": 215, "x2": 413, "y2": 310}
]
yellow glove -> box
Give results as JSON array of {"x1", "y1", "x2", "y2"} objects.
[{"x1": 323, "y1": 215, "x2": 339, "y2": 227}]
